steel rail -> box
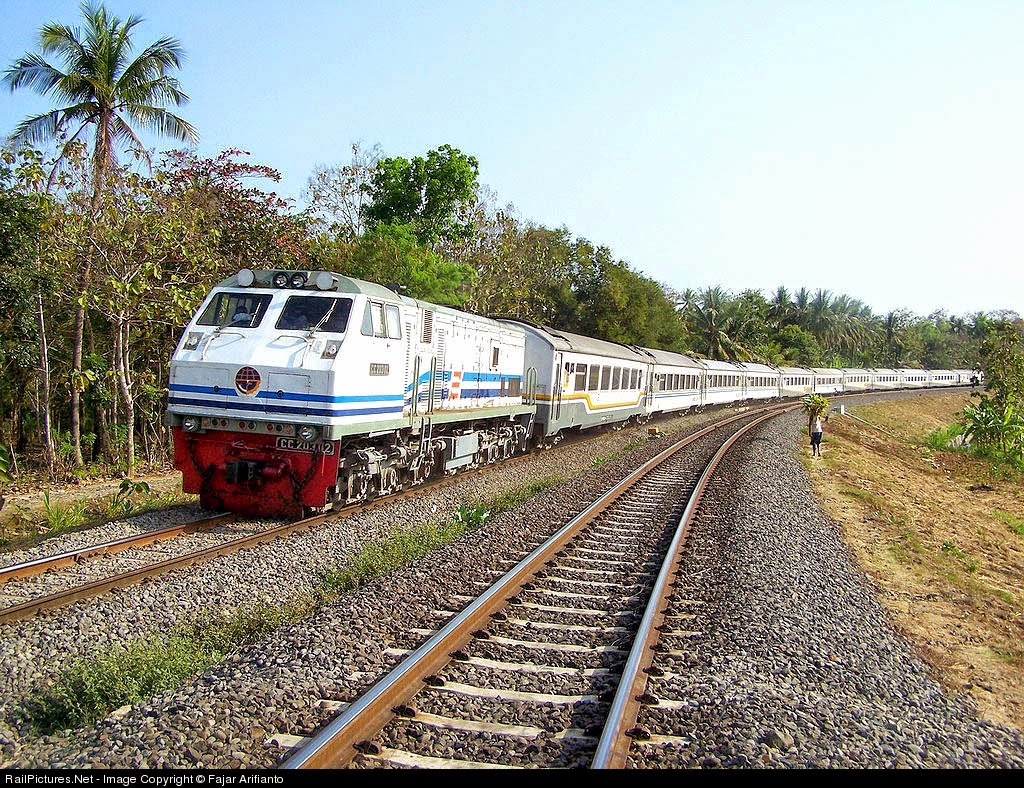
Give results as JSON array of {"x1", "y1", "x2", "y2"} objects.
[
  {"x1": 0, "y1": 512, "x2": 337, "y2": 625},
  {"x1": 280, "y1": 405, "x2": 791, "y2": 769},
  {"x1": 0, "y1": 513, "x2": 237, "y2": 585},
  {"x1": 591, "y1": 405, "x2": 798, "y2": 768}
]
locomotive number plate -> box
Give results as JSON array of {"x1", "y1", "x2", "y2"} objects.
[{"x1": 275, "y1": 437, "x2": 336, "y2": 455}]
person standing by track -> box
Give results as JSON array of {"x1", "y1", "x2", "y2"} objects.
[
  {"x1": 810, "y1": 412, "x2": 828, "y2": 456},
  {"x1": 802, "y1": 394, "x2": 830, "y2": 457}
]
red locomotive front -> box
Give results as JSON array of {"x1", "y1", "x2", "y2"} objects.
[{"x1": 173, "y1": 427, "x2": 340, "y2": 518}]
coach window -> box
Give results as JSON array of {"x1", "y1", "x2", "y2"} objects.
[
  {"x1": 589, "y1": 365, "x2": 600, "y2": 391},
  {"x1": 575, "y1": 364, "x2": 588, "y2": 391},
  {"x1": 601, "y1": 365, "x2": 611, "y2": 390},
  {"x1": 612, "y1": 367, "x2": 621, "y2": 389}
]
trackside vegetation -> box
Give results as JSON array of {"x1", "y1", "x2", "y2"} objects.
[
  {"x1": 18, "y1": 601, "x2": 311, "y2": 734},
  {"x1": 924, "y1": 320, "x2": 1024, "y2": 472},
  {"x1": 318, "y1": 474, "x2": 566, "y2": 593}
]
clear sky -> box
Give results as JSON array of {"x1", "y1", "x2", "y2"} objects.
[{"x1": 2, "y1": 0, "x2": 1021, "y2": 319}]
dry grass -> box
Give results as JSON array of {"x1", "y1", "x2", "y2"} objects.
[
  {"x1": 802, "y1": 391, "x2": 1024, "y2": 731},
  {"x1": 0, "y1": 474, "x2": 193, "y2": 552}
]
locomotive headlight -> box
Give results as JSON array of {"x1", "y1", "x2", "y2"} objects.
[
  {"x1": 321, "y1": 341, "x2": 341, "y2": 359},
  {"x1": 297, "y1": 425, "x2": 318, "y2": 441},
  {"x1": 272, "y1": 271, "x2": 289, "y2": 288},
  {"x1": 183, "y1": 332, "x2": 203, "y2": 350},
  {"x1": 182, "y1": 416, "x2": 202, "y2": 433},
  {"x1": 289, "y1": 272, "x2": 307, "y2": 288}
]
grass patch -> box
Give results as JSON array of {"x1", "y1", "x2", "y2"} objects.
[
  {"x1": 1, "y1": 484, "x2": 195, "y2": 554},
  {"x1": 889, "y1": 530, "x2": 926, "y2": 565},
  {"x1": 591, "y1": 434, "x2": 650, "y2": 468},
  {"x1": 837, "y1": 484, "x2": 887, "y2": 511},
  {"x1": 941, "y1": 540, "x2": 979, "y2": 573},
  {"x1": 486, "y1": 474, "x2": 566, "y2": 515},
  {"x1": 925, "y1": 423, "x2": 966, "y2": 451},
  {"x1": 18, "y1": 601, "x2": 309, "y2": 735},
  {"x1": 319, "y1": 474, "x2": 568, "y2": 596},
  {"x1": 318, "y1": 518, "x2": 469, "y2": 595},
  {"x1": 994, "y1": 510, "x2": 1024, "y2": 538},
  {"x1": 40, "y1": 492, "x2": 87, "y2": 534},
  {"x1": 990, "y1": 645, "x2": 1024, "y2": 667}
]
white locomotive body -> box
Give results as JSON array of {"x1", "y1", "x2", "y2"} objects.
[{"x1": 168, "y1": 269, "x2": 532, "y2": 516}]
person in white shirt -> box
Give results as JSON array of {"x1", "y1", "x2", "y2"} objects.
[{"x1": 810, "y1": 414, "x2": 828, "y2": 456}]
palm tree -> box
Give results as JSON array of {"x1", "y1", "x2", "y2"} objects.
[
  {"x1": 4, "y1": 1, "x2": 197, "y2": 466},
  {"x1": 682, "y1": 287, "x2": 755, "y2": 361},
  {"x1": 768, "y1": 285, "x2": 793, "y2": 331}
]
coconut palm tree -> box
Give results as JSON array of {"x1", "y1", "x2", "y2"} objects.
[
  {"x1": 682, "y1": 287, "x2": 755, "y2": 361},
  {"x1": 768, "y1": 285, "x2": 793, "y2": 331},
  {"x1": 4, "y1": 1, "x2": 197, "y2": 201},
  {"x1": 4, "y1": 1, "x2": 197, "y2": 466}
]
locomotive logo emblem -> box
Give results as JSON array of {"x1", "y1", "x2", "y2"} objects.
[{"x1": 234, "y1": 366, "x2": 261, "y2": 395}]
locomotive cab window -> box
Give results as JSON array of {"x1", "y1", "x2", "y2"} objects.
[
  {"x1": 361, "y1": 301, "x2": 402, "y2": 339},
  {"x1": 276, "y1": 296, "x2": 352, "y2": 332},
  {"x1": 198, "y1": 291, "x2": 273, "y2": 328}
]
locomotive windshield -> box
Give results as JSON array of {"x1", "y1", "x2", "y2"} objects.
[
  {"x1": 276, "y1": 296, "x2": 353, "y2": 333},
  {"x1": 197, "y1": 292, "x2": 273, "y2": 328}
]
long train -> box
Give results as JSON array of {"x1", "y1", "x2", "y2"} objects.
[{"x1": 166, "y1": 269, "x2": 981, "y2": 517}]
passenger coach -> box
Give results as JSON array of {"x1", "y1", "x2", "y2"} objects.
[{"x1": 505, "y1": 321, "x2": 649, "y2": 440}]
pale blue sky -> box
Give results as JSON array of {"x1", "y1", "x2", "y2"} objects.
[{"x1": 2, "y1": 0, "x2": 1021, "y2": 318}]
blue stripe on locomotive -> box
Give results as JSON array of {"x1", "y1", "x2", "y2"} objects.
[
  {"x1": 170, "y1": 383, "x2": 402, "y2": 404},
  {"x1": 166, "y1": 395, "x2": 402, "y2": 418}
]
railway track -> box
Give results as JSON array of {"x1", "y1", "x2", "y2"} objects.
[
  {"x1": 277, "y1": 404, "x2": 795, "y2": 769},
  {"x1": 0, "y1": 513, "x2": 286, "y2": 624},
  {"x1": 0, "y1": 389, "x2": 923, "y2": 629}
]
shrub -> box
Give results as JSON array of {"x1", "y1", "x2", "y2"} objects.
[
  {"x1": 20, "y1": 602, "x2": 307, "y2": 734},
  {"x1": 40, "y1": 492, "x2": 86, "y2": 533}
]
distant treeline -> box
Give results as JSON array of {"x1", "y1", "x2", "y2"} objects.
[{"x1": 1, "y1": 141, "x2": 1010, "y2": 480}]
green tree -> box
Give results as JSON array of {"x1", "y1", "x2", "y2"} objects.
[
  {"x1": 776, "y1": 324, "x2": 824, "y2": 366},
  {"x1": 342, "y1": 223, "x2": 475, "y2": 305},
  {"x1": 4, "y1": 1, "x2": 197, "y2": 467},
  {"x1": 0, "y1": 147, "x2": 55, "y2": 468},
  {"x1": 958, "y1": 320, "x2": 1024, "y2": 465},
  {"x1": 679, "y1": 287, "x2": 756, "y2": 360},
  {"x1": 362, "y1": 144, "x2": 479, "y2": 246}
]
